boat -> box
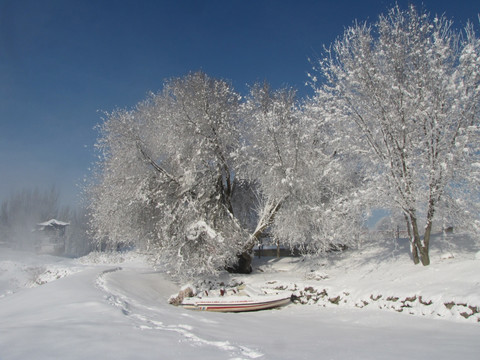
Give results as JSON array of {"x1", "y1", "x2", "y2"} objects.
[{"x1": 180, "y1": 286, "x2": 292, "y2": 312}]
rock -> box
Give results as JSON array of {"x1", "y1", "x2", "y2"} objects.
[{"x1": 329, "y1": 296, "x2": 341, "y2": 305}]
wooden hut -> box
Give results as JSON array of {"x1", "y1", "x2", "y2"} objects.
[{"x1": 34, "y1": 219, "x2": 69, "y2": 255}]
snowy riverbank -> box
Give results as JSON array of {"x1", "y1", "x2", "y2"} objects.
[{"x1": 233, "y1": 234, "x2": 480, "y2": 324}]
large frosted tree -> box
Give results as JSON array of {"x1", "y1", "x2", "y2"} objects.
[
  {"x1": 312, "y1": 5, "x2": 480, "y2": 265},
  {"x1": 242, "y1": 82, "x2": 365, "y2": 255},
  {"x1": 89, "y1": 73, "x2": 365, "y2": 278},
  {"x1": 89, "y1": 72, "x2": 246, "y2": 278}
]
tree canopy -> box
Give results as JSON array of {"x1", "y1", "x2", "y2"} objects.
[
  {"x1": 311, "y1": 5, "x2": 480, "y2": 265},
  {"x1": 88, "y1": 5, "x2": 479, "y2": 277}
]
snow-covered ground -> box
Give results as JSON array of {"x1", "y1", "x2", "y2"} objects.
[{"x1": 1, "y1": 233, "x2": 479, "y2": 359}]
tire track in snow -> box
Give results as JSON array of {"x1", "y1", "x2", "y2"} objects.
[{"x1": 95, "y1": 267, "x2": 264, "y2": 359}]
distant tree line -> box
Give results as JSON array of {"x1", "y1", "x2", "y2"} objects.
[{"x1": 0, "y1": 186, "x2": 92, "y2": 257}]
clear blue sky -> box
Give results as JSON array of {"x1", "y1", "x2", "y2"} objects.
[{"x1": 1, "y1": 0, "x2": 478, "y2": 207}]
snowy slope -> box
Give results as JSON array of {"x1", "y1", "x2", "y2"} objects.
[
  {"x1": 0, "y1": 234, "x2": 479, "y2": 360},
  {"x1": 239, "y1": 234, "x2": 480, "y2": 323}
]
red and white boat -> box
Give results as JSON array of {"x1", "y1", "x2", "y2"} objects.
[{"x1": 181, "y1": 287, "x2": 291, "y2": 312}]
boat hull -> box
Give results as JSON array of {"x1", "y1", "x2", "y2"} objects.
[{"x1": 181, "y1": 294, "x2": 291, "y2": 312}]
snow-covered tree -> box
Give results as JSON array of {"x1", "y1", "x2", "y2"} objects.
[
  {"x1": 88, "y1": 72, "x2": 246, "y2": 278},
  {"x1": 65, "y1": 207, "x2": 93, "y2": 257},
  {"x1": 242, "y1": 83, "x2": 365, "y2": 255},
  {"x1": 240, "y1": 83, "x2": 301, "y2": 251},
  {"x1": 312, "y1": 5, "x2": 480, "y2": 265},
  {"x1": 89, "y1": 73, "x2": 368, "y2": 278}
]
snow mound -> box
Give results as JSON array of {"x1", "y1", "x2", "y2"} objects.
[
  {"x1": 228, "y1": 233, "x2": 480, "y2": 323},
  {"x1": 30, "y1": 265, "x2": 81, "y2": 286},
  {"x1": 440, "y1": 252, "x2": 455, "y2": 260},
  {"x1": 0, "y1": 249, "x2": 82, "y2": 297},
  {"x1": 76, "y1": 250, "x2": 149, "y2": 266}
]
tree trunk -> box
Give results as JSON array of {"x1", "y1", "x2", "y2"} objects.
[
  {"x1": 419, "y1": 244, "x2": 430, "y2": 266},
  {"x1": 404, "y1": 213, "x2": 420, "y2": 264},
  {"x1": 243, "y1": 198, "x2": 284, "y2": 253},
  {"x1": 421, "y1": 220, "x2": 433, "y2": 266},
  {"x1": 421, "y1": 196, "x2": 436, "y2": 266},
  {"x1": 407, "y1": 212, "x2": 430, "y2": 266},
  {"x1": 226, "y1": 251, "x2": 252, "y2": 274},
  {"x1": 227, "y1": 198, "x2": 284, "y2": 274}
]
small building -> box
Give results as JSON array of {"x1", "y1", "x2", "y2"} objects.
[{"x1": 34, "y1": 219, "x2": 69, "y2": 255}]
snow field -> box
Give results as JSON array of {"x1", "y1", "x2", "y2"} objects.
[
  {"x1": 1, "y1": 233, "x2": 480, "y2": 359},
  {"x1": 228, "y1": 235, "x2": 480, "y2": 324},
  {"x1": 0, "y1": 249, "x2": 83, "y2": 298}
]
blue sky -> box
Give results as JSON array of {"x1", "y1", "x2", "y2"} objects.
[{"x1": 1, "y1": 0, "x2": 478, "y2": 207}]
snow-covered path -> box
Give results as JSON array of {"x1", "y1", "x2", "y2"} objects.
[
  {"x1": 2, "y1": 258, "x2": 479, "y2": 360},
  {"x1": 0, "y1": 266, "x2": 191, "y2": 359},
  {"x1": 102, "y1": 268, "x2": 480, "y2": 360}
]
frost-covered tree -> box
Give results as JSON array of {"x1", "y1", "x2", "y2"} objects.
[
  {"x1": 89, "y1": 72, "x2": 246, "y2": 278},
  {"x1": 242, "y1": 83, "x2": 365, "y2": 255},
  {"x1": 312, "y1": 5, "x2": 480, "y2": 265},
  {"x1": 65, "y1": 207, "x2": 93, "y2": 257},
  {"x1": 89, "y1": 73, "x2": 367, "y2": 278},
  {"x1": 240, "y1": 83, "x2": 301, "y2": 251}
]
